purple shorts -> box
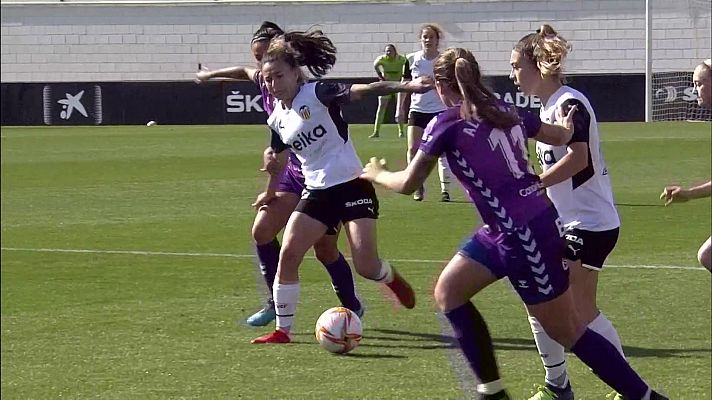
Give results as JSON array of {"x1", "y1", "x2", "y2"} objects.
[
  {"x1": 276, "y1": 159, "x2": 306, "y2": 195},
  {"x1": 459, "y1": 206, "x2": 569, "y2": 305}
]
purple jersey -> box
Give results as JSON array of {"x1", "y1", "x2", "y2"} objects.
[
  {"x1": 420, "y1": 106, "x2": 548, "y2": 232},
  {"x1": 254, "y1": 70, "x2": 304, "y2": 181}
]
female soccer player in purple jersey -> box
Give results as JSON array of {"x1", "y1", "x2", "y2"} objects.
[
  {"x1": 250, "y1": 29, "x2": 431, "y2": 345},
  {"x1": 362, "y1": 47, "x2": 666, "y2": 400},
  {"x1": 195, "y1": 21, "x2": 362, "y2": 327},
  {"x1": 510, "y1": 25, "x2": 630, "y2": 400}
]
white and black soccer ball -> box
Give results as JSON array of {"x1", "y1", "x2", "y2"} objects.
[{"x1": 314, "y1": 307, "x2": 362, "y2": 354}]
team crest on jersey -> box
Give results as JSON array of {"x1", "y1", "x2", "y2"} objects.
[{"x1": 298, "y1": 105, "x2": 311, "y2": 120}]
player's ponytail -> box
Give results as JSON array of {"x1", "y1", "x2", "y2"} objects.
[
  {"x1": 436, "y1": 48, "x2": 518, "y2": 129},
  {"x1": 514, "y1": 24, "x2": 571, "y2": 79},
  {"x1": 263, "y1": 29, "x2": 336, "y2": 78},
  {"x1": 251, "y1": 21, "x2": 284, "y2": 44}
]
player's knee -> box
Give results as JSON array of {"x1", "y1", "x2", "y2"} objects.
[
  {"x1": 538, "y1": 316, "x2": 580, "y2": 349},
  {"x1": 433, "y1": 278, "x2": 461, "y2": 312},
  {"x1": 313, "y1": 240, "x2": 340, "y2": 265},
  {"x1": 251, "y1": 221, "x2": 275, "y2": 245}
]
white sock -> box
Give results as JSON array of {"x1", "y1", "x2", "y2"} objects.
[
  {"x1": 477, "y1": 379, "x2": 504, "y2": 395},
  {"x1": 588, "y1": 313, "x2": 625, "y2": 357},
  {"x1": 438, "y1": 156, "x2": 451, "y2": 193},
  {"x1": 373, "y1": 259, "x2": 393, "y2": 284},
  {"x1": 529, "y1": 316, "x2": 568, "y2": 388},
  {"x1": 273, "y1": 281, "x2": 300, "y2": 333}
]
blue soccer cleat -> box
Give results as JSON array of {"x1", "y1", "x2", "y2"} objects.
[{"x1": 245, "y1": 305, "x2": 276, "y2": 327}]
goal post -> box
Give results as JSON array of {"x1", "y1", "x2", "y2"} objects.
[{"x1": 646, "y1": 0, "x2": 712, "y2": 122}]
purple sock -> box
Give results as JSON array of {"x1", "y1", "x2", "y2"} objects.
[
  {"x1": 255, "y1": 238, "x2": 280, "y2": 302},
  {"x1": 323, "y1": 253, "x2": 361, "y2": 312},
  {"x1": 571, "y1": 329, "x2": 649, "y2": 398},
  {"x1": 444, "y1": 301, "x2": 501, "y2": 384}
]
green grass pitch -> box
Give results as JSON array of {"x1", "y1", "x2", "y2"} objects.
[{"x1": 1, "y1": 122, "x2": 710, "y2": 399}]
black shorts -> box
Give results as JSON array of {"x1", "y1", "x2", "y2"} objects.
[
  {"x1": 564, "y1": 227, "x2": 620, "y2": 270},
  {"x1": 408, "y1": 111, "x2": 442, "y2": 129},
  {"x1": 295, "y1": 178, "x2": 379, "y2": 235}
]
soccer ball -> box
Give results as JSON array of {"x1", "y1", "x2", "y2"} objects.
[{"x1": 314, "y1": 307, "x2": 362, "y2": 354}]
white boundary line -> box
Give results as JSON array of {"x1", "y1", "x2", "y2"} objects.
[{"x1": 0, "y1": 247, "x2": 706, "y2": 271}]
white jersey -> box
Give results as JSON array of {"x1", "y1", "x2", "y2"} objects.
[
  {"x1": 267, "y1": 81, "x2": 363, "y2": 190},
  {"x1": 536, "y1": 86, "x2": 620, "y2": 231},
  {"x1": 404, "y1": 50, "x2": 447, "y2": 114}
]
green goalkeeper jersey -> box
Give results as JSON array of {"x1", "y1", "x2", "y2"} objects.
[{"x1": 374, "y1": 54, "x2": 407, "y2": 81}]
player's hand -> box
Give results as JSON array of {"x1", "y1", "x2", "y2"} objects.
[
  {"x1": 660, "y1": 185, "x2": 689, "y2": 206},
  {"x1": 406, "y1": 76, "x2": 435, "y2": 93},
  {"x1": 556, "y1": 104, "x2": 577, "y2": 140},
  {"x1": 260, "y1": 147, "x2": 282, "y2": 175},
  {"x1": 252, "y1": 191, "x2": 277, "y2": 209},
  {"x1": 361, "y1": 157, "x2": 388, "y2": 181},
  {"x1": 195, "y1": 65, "x2": 212, "y2": 84}
]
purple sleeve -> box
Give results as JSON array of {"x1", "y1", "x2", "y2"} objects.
[
  {"x1": 315, "y1": 81, "x2": 352, "y2": 106},
  {"x1": 418, "y1": 114, "x2": 452, "y2": 157},
  {"x1": 519, "y1": 109, "x2": 543, "y2": 138}
]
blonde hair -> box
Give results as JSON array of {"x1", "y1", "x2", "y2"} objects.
[
  {"x1": 514, "y1": 24, "x2": 572, "y2": 78},
  {"x1": 433, "y1": 47, "x2": 519, "y2": 129}
]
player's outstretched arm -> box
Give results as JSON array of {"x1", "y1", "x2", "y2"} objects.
[
  {"x1": 349, "y1": 76, "x2": 434, "y2": 101},
  {"x1": 195, "y1": 65, "x2": 259, "y2": 83},
  {"x1": 531, "y1": 105, "x2": 577, "y2": 146},
  {"x1": 660, "y1": 181, "x2": 712, "y2": 206},
  {"x1": 361, "y1": 151, "x2": 437, "y2": 194}
]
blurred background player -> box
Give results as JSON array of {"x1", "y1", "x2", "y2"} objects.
[
  {"x1": 363, "y1": 46, "x2": 666, "y2": 400},
  {"x1": 370, "y1": 44, "x2": 408, "y2": 138},
  {"x1": 250, "y1": 28, "x2": 429, "y2": 344},
  {"x1": 660, "y1": 58, "x2": 711, "y2": 272},
  {"x1": 510, "y1": 25, "x2": 627, "y2": 400},
  {"x1": 400, "y1": 24, "x2": 452, "y2": 202},
  {"x1": 195, "y1": 21, "x2": 362, "y2": 327}
]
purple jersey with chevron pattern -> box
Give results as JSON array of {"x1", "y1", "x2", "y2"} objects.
[
  {"x1": 254, "y1": 70, "x2": 305, "y2": 184},
  {"x1": 420, "y1": 106, "x2": 548, "y2": 232}
]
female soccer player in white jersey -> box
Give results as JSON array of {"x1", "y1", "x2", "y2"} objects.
[
  {"x1": 195, "y1": 22, "x2": 362, "y2": 328},
  {"x1": 660, "y1": 59, "x2": 712, "y2": 272},
  {"x1": 400, "y1": 24, "x2": 452, "y2": 202},
  {"x1": 249, "y1": 29, "x2": 432, "y2": 344},
  {"x1": 362, "y1": 47, "x2": 666, "y2": 400},
  {"x1": 510, "y1": 25, "x2": 625, "y2": 400}
]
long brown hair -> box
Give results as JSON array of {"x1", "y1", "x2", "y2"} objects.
[
  {"x1": 514, "y1": 24, "x2": 571, "y2": 78},
  {"x1": 263, "y1": 29, "x2": 337, "y2": 78},
  {"x1": 433, "y1": 48, "x2": 519, "y2": 129}
]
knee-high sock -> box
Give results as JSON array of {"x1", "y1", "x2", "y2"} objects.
[
  {"x1": 255, "y1": 238, "x2": 280, "y2": 304},
  {"x1": 529, "y1": 316, "x2": 568, "y2": 388},
  {"x1": 273, "y1": 281, "x2": 300, "y2": 333},
  {"x1": 445, "y1": 302, "x2": 504, "y2": 395},
  {"x1": 571, "y1": 329, "x2": 650, "y2": 399},
  {"x1": 588, "y1": 313, "x2": 625, "y2": 357},
  {"x1": 438, "y1": 156, "x2": 451, "y2": 193},
  {"x1": 323, "y1": 253, "x2": 361, "y2": 312}
]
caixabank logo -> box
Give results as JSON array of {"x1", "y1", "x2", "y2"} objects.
[{"x1": 42, "y1": 84, "x2": 103, "y2": 125}]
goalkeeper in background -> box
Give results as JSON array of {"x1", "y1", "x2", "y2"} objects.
[
  {"x1": 370, "y1": 44, "x2": 408, "y2": 138},
  {"x1": 659, "y1": 58, "x2": 711, "y2": 272}
]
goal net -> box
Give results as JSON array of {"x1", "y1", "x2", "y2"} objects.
[{"x1": 652, "y1": 71, "x2": 712, "y2": 121}]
